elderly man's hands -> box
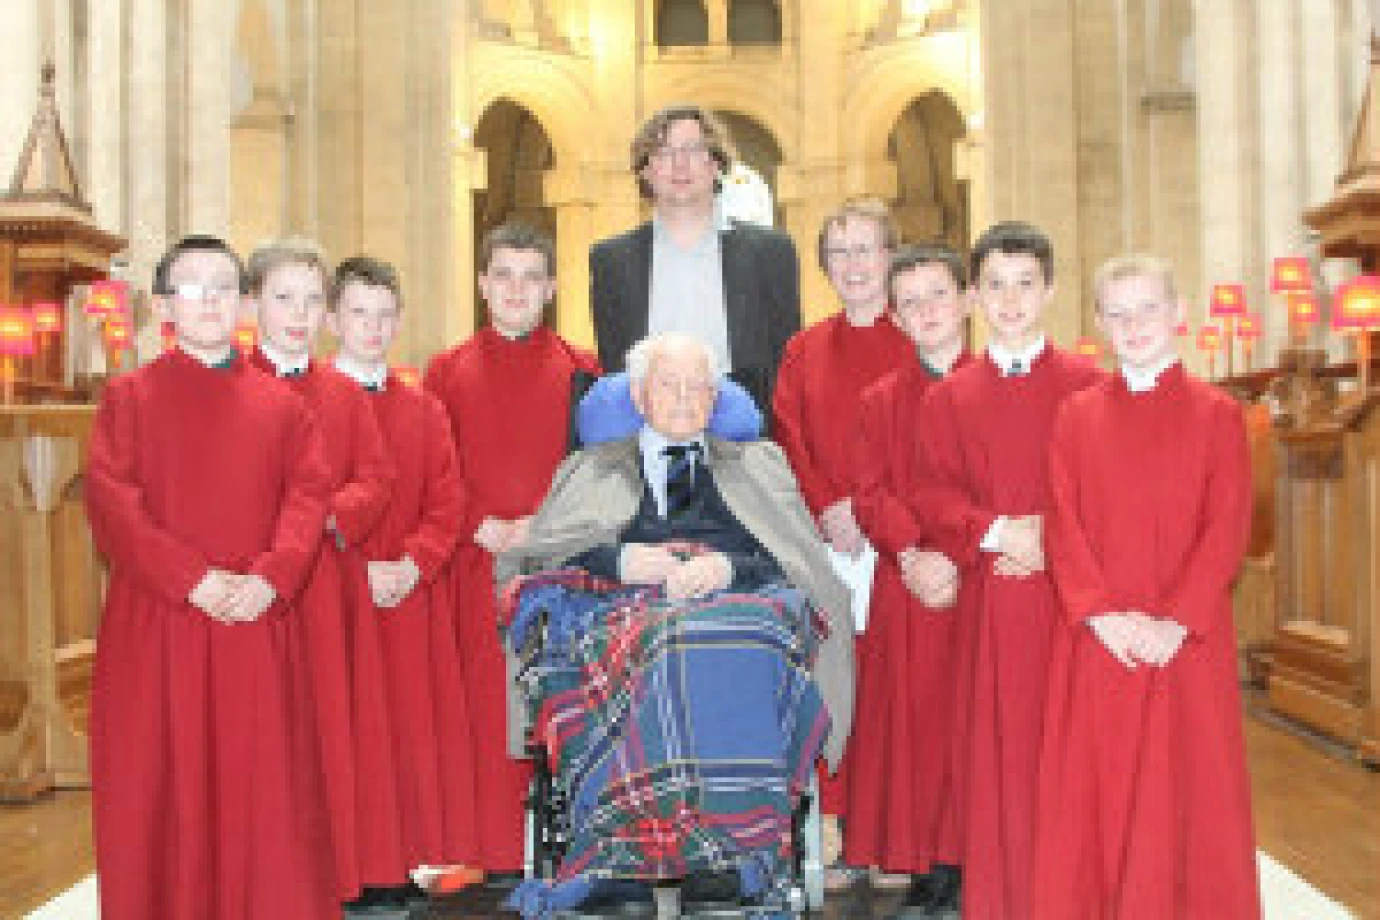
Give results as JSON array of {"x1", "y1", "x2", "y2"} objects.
[
  {"x1": 621, "y1": 544, "x2": 732, "y2": 599},
  {"x1": 664, "y1": 553, "x2": 733, "y2": 599},
  {"x1": 819, "y1": 498, "x2": 868, "y2": 557}
]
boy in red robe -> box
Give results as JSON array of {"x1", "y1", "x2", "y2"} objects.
[
  {"x1": 1032, "y1": 255, "x2": 1260, "y2": 919},
  {"x1": 847, "y1": 243, "x2": 971, "y2": 916},
  {"x1": 327, "y1": 255, "x2": 485, "y2": 902},
  {"x1": 917, "y1": 221, "x2": 1103, "y2": 919},
  {"x1": 424, "y1": 223, "x2": 600, "y2": 874},
  {"x1": 87, "y1": 235, "x2": 337, "y2": 919},
  {"x1": 247, "y1": 238, "x2": 397, "y2": 908},
  {"x1": 771, "y1": 198, "x2": 916, "y2": 871}
]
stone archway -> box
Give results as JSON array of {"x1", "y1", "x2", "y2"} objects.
[
  {"x1": 713, "y1": 109, "x2": 784, "y2": 224},
  {"x1": 888, "y1": 91, "x2": 969, "y2": 250},
  {"x1": 473, "y1": 99, "x2": 557, "y2": 329}
]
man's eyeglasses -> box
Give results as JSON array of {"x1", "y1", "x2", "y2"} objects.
[
  {"x1": 649, "y1": 143, "x2": 712, "y2": 165},
  {"x1": 824, "y1": 244, "x2": 884, "y2": 262},
  {"x1": 649, "y1": 376, "x2": 716, "y2": 399}
]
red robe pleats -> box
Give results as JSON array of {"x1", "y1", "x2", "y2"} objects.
[
  {"x1": 845, "y1": 353, "x2": 971, "y2": 873},
  {"x1": 917, "y1": 348, "x2": 1102, "y2": 919},
  {"x1": 425, "y1": 325, "x2": 599, "y2": 871},
  {"x1": 1032, "y1": 365, "x2": 1260, "y2": 919},
  {"x1": 87, "y1": 351, "x2": 337, "y2": 920},
  {"x1": 771, "y1": 312, "x2": 915, "y2": 815},
  {"x1": 251, "y1": 352, "x2": 396, "y2": 898}
]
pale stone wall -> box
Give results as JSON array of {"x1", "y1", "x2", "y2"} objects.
[{"x1": 0, "y1": 0, "x2": 1369, "y2": 370}]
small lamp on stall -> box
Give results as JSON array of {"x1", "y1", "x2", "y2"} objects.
[
  {"x1": 393, "y1": 366, "x2": 421, "y2": 389},
  {"x1": 1287, "y1": 291, "x2": 1321, "y2": 336},
  {"x1": 234, "y1": 318, "x2": 258, "y2": 355},
  {"x1": 31, "y1": 302, "x2": 62, "y2": 379},
  {"x1": 1209, "y1": 284, "x2": 1246, "y2": 376},
  {"x1": 160, "y1": 322, "x2": 178, "y2": 354},
  {"x1": 85, "y1": 279, "x2": 128, "y2": 320},
  {"x1": 1270, "y1": 256, "x2": 1316, "y2": 342},
  {"x1": 1235, "y1": 313, "x2": 1263, "y2": 371},
  {"x1": 1197, "y1": 323, "x2": 1223, "y2": 379},
  {"x1": 1074, "y1": 335, "x2": 1102, "y2": 365},
  {"x1": 102, "y1": 316, "x2": 133, "y2": 365},
  {"x1": 0, "y1": 305, "x2": 38, "y2": 404},
  {"x1": 1332, "y1": 275, "x2": 1380, "y2": 393}
]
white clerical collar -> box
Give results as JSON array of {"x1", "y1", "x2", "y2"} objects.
[
  {"x1": 1121, "y1": 355, "x2": 1179, "y2": 393},
  {"x1": 639, "y1": 425, "x2": 707, "y2": 461},
  {"x1": 333, "y1": 354, "x2": 388, "y2": 391},
  {"x1": 987, "y1": 334, "x2": 1047, "y2": 376},
  {"x1": 259, "y1": 339, "x2": 310, "y2": 377}
]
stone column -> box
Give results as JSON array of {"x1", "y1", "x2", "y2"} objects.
[
  {"x1": 706, "y1": 0, "x2": 730, "y2": 46},
  {"x1": 1301, "y1": 0, "x2": 1344, "y2": 209},
  {"x1": 1254, "y1": 0, "x2": 1306, "y2": 362},
  {"x1": 587, "y1": 0, "x2": 642, "y2": 244},
  {"x1": 86, "y1": 0, "x2": 125, "y2": 232},
  {"x1": 0, "y1": 1, "x2": 42, "y2": 184},
  {"x1": 549, "y1": 181, "x2": 596, "y2": 349},
  {"x1": 1192, "y1": 0, "x2": 1252, "y2": 369},
  {"x1": 127, "y1": 0, "x2": 171, "y2": 288}
]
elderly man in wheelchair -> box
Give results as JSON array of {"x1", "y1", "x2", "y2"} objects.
[{"x1": 496, "y1": 332, "x2": 854, "y2": 918}]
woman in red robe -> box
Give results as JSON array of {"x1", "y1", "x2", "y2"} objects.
[
  {"x1": 846, "y1": 244, "x2": 971, "y2": 914},
  {"x1": 916, "y1": 222, "x2": 1103, "y2": 919},
  {"x1": 771, "y1": 200, "x2": 915, "y2": 830},
  {"x1": 88, "y1": 236, "x2": 337, "y2": 919},
  {"x1": 248, "y1": 239, "x2": 396, "y2": 903},
  {"x1": 1033, "y1": 256, "x2": 1259, "y2": 919},
  {"x1": 425, "y1": 224, "x2": 600, "y2": 873}
]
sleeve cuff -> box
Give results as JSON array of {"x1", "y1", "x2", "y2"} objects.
[{"x1": 980, "y1": 516, "x2": 1006, "y2": 553}]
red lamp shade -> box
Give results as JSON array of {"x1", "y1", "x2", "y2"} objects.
[
  {"x1": 394, "y1": 365, "x2": 421, "y2": 389},
  {"x1": 1196, "y1": 324, "x2": 1222, "y2": 353},
  {"x1": 234, "y1": 318, "x2": 258, "y2": 353},
  {"x1": 1288, "y1": 292, "x2": 1321, "y2": 326},
  {"x1": 1236, "y1": 313, "x2": 1263, "y2": 341},
  {"x1": 86, "y1": 280, "x2": 129, "y2": 318},
  {"x1": 1209, "y1": 284, "x2": 1247, "y2": 318},
  {"x1": 0, "y1": 306, "x2": 37, "y2": 356},
  {"x1": 31, "y1": 302, "x2": 62, "y2": 334},
  {"x1": 1074, "y1": 336, "x2": 1101, "y2": 361},
  {"x1": 160, "y1": 321, "x2": 178, "y2": 353},
  {"x1": 1332, "y1": 275, "x2": 1380, "y2": 331},
  {"x1": 103, "y1": 318, "x2": 132, "y2": 351},
  {"x1": 1270, "y1": 257, "x2": 1314, "y2": 293}
]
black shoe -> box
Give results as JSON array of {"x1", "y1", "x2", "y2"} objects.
[
  {"x1": 578, "y1": 879, "x2": 655, "y2": 916},
  {"x1": 680, "y1": 868, "x2": 742, "y2": 906},
  {"x1": 928, "y1": 863, "x2": 961, "y2": 912},
  {"x1": 484, "y1": 870, "x2": 524, "y2": 890},
  {"x1": 399, "y1": 880, "x2": 429, "y2": 906},
  {"x1": 343, "y1": 885, "x2": 407, "y2": 914}
]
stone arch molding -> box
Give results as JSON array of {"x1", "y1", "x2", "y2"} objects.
[
  {"x1": 844, "y1": 46, "x2": 978, "y2": 165},
  {"x1": 468, "y1": 52, "x2": 597, "y2": 171}
]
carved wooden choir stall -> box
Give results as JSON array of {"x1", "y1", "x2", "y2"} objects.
[{"x1": 0, "y1": 65, "x2": 122, "y2": 800}]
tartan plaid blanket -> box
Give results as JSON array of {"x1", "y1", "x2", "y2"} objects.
[{"x1": 501, "y1": 568, "x2": 830, "y2": 917}]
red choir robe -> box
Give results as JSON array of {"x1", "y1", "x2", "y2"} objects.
[
  {"x1": 87, "y1": 350, "x2": 337, "y2": 920},
  {"x1": 771, "y1": 311, "x2": 915, "y2": 813},
  {"x1": 250, "y1": 350, "x2": 396, "y2": 897},
  {"x1": 353, "y1": 372, "x2": 481, "y2": 877},
  {"x1": 845, "y1": 352, "x2": 971, "y2": 874},
  {"x1": 424, "y1": 324, "x2": 600, "y2": 871},
  {"x1": 1032, "y1": 364, "x2": 1260, "y2": 919},
  {"x1": 916, "y1": 347, "x2": 1103, "y2": 920}
]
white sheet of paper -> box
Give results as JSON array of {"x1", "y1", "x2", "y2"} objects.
[{"x1": 826, "y1": 542, "x2": 878, "y2": 632}]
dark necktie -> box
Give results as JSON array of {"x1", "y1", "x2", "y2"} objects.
[
  {"x1": 210, "y1": 350, "x2": 238, "y2": 371},
  {"x1": 1006, "y1": 358, "x2": 1027, "y2": 377},
  {"x1": 662, "y1": 443, "x2": 702, "y2": 520},
  {"x1": 363, "y1": 382, "x2": 383, "y2": 393},
  {"x1": 281, "y1": 367, "x2": 306, "y2": 380}
]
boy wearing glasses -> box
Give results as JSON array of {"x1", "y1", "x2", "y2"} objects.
[
  {"x1": 846, "y1": 243, "x2": 972, "y2": 916},
  {"x1": 1031, "y1": 255, "x2": 1259, "y2": 918},
  {"x1": 590, "y1": 104, "x2": 801, "y2": 412},
  {"x1": 424, "y1": 223, "x2": 600, "y2": 876},
  {"x1": 247, "y1": 238, "x2": 398, "y2": 910},
  {"x1": 86, "y1": 235, "x2": 337, "y2": 918},
  {"x1": 917, "y1": 221, "x2": 1104, "y2": 919},
  {"x1": 770, "y1": 198, "x2": 916, "y2": 874}
]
